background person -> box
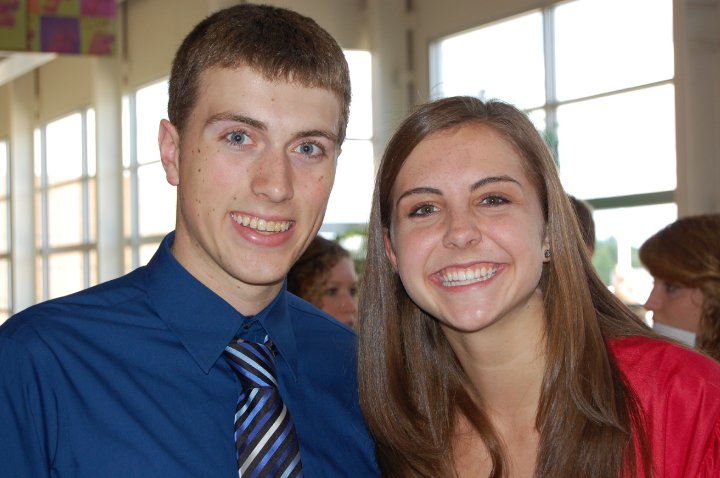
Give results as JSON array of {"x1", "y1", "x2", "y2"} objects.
[
  {"x1": 0, "y1": 5, "x2": 378, "y2": 477},
  {"x1": 288, "y1": 235, "x2": 359, "y2": 328},
  {"x1": 357, "y1": 96, "x2": 720, "y2": 477},
  {"x1": 640, "y1": 213, "x2": 720, "y2": 361},
  {"x1": 568, "y1": 194, "x2": 596, "y2": 256}
]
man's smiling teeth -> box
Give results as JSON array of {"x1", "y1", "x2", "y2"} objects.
[
  {"x1": 440, "y1": 266, "x2": 498, "y2": 286},
  {"x1": 232, "y1": 213, "x2": 291, "y2": 232}
]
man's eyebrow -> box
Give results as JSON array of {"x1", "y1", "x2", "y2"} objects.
[
  {"x1": 294, "y1": 129, "x2": 339, "y2": 143},
  {"x1": 207, "y1": 112, "x2": 265, "y2": 130},
  {"x1": 206, "y1": 113, "x2": 338, "y2": 143}
]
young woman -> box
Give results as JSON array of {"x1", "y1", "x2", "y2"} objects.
[
  {"x1": 357, "y1": 96, "x2": 720, "y2": 477},
  {"x1": 640, "y1": 214, "x2": 720, "y2": 361},
  {"x1": 288, "y1": 235, "x2": 359, "y2": 327}
]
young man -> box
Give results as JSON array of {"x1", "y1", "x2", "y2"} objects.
[{"x1": 0, "y1": 5, "x2": 378, "y2": 477}]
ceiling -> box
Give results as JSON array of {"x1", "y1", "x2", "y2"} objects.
[{"x1": 0, "y1": 51, "x2": 58, "y2": 87}]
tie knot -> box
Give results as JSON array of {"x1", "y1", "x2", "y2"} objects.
[{"x1": 224, "y1": 340, "x2": 278, "y2": 389}]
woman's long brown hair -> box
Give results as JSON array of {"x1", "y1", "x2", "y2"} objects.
[{"x1": 357, "y1": 97, "x2": 654, "y2": 477}]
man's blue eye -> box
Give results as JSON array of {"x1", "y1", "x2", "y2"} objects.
[
  {"x1": 227, "y1": 131, "x2": 249, "y2": 144},
  {"x1": 297, "y1": 143, "x2": 323, "y2": 155}
]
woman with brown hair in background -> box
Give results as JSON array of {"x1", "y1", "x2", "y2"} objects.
[
  {"x1": 640, "y1": 213, "x2": 720, "y2": 361},
  {"x1": 288, "y1": 235, "x2": 359, "y2": 327}
]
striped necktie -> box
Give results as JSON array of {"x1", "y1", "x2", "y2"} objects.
[{"x1": 224, "y1": 338, "x2": 303, "y2": 477}]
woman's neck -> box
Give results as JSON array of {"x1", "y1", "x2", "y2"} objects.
[{"x1": 444, "y1": 289, "x2": 546, "y2": 413}]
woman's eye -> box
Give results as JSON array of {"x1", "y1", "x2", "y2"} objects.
[
  {"x1": 226, "y1": 131, "x2": 250, "y2": 145},
  {"x1": 665, "y1": 282, "x2": 681, "y2": 294},
  {"x1": 480, "y1": 195, "x2": 507, "y2": 206},
  {"x1": 410, "y1": 204, "x2": 438, "y2": 217},
  {"x1": 295, "y1": 142, "x2": 324, "y2": 156},
  {"x1": 323, "y1": 287, "x2": 339, "y2": 297}
]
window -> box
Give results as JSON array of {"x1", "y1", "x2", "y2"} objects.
[
  {"x1": 0, "y1": 140, "x2": 11, "y2": 320},
  {"x1": 122, "y1": 79, "x2": 176, "y2": 270},
  {"x1": 430, "y1": 0, "x2": 674, "y2": 308},
  {"x1": 322, "y1": 50, "x2": 375, "y2": 234},
  {"x1": 34, "y1": 110, "x2": 98, "y2": 300}
]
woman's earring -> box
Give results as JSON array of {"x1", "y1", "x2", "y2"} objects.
[{"x1": 544, "y1": 249, "x2": 551, "y2": 259}]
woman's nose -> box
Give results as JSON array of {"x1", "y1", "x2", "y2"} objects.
[
  {"x1": 442, "y1": 210, "x2": 481, "y2": 249},
  {"x1": 644, "y1": 284, "x2": 662, "y2": 311}
]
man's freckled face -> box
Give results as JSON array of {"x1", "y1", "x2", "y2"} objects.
[{"x1": 169, "y1": 67, "x2": 342, "y2": 306}]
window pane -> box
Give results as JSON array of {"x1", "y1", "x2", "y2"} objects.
[
  {"x1": 0, "y1": 199, "x2": 8, "y2": 252},
  {"x1": 345, "y1": 50, "x2": 373, "y2": 140},
  {"x1": 33, "y1": 128, "x2": 41, "y2": 184},
  {"x1": 140, "y1": 243, "x2": 159, "y2": 266},
  {"x1": 138, "y1": 163, "x2": 175, "y2": 236},
  {"x1": 48, "y1": 252, "x2": 85, "y2": 299},
  {"x1": 48, "y1": 183, "x2": 83, "y2": 247},
  {"x1": 324, "y1": 139, "x2": 374, "y2": 225},
  {"x1": 122, "y1": 96, "x2": 131, "y2": 169},
  {"x1": 431, "y1": 11, "x2": 545, "y2": 109},
  {"x1": 557, "y1": 84, "x2": 675, "y2": 198},
  {"x1": 0, "y1": 141, "x2": 8, "y2": 259},
  {"x1": 46, "y1": 113, "x2": 83, "y2": 183},
  {"x1": 0, "y1": 140, "x2": 8, "y2": 196},
  {"x1": 87, "y1": 178, "x2": 97, "y2": 242},
  {"x1": 555, "y1": 0, "x2": 673, "y2": 100},
  {"x1": 86, "y1": 108, "x2": 96, "y2": 177},
  {"x1": 0, "y1": 259, "x2": 9, "y2": 317},
  {"x1": 592, "y1": 203, "x2": 676, "y2": 305},
  {"x1": 136, "y1": 79, "x2": 169, "y2": 165}
]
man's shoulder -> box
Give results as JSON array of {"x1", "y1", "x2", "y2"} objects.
[
  {"x1": 285, "y1": 292, "x2": 355, "y2": 337},
  {"x1": 0, "y1": 267, "x2": 152, "y2": 345}
]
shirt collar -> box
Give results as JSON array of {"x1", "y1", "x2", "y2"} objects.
[
  {"x1": 250, "y1": 288, "x2": 299, "y2": 381},
  {"x1": 144, "y1": 232, "x2": 299, "y2": 378}
]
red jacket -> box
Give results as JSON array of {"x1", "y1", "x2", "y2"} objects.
[{"x1": 611, "y1": 336, "x2": 720, "y2": 477}]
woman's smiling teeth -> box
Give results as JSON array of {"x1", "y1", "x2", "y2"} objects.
[
  {"x1": 231, "y1": 213, "x2": 291, "y2": 232},
  {"x1": 439, "y1": 265, "x2": 498, "y2": 287}
]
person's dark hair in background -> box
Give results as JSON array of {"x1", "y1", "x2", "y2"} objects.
[{"x1": 568, "y1": 194, "x2": 596, "y2": 255}]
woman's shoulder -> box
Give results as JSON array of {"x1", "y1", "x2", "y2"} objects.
[
  {"x1": 610, "y1": 336, "x2": 720, "y2": 476},
  {"x1": 609, "y1": 335, "x2": 720, "y2": 425},
  {"x1": 608, "y1": 336, "x2": 720, "y2": 380},
  {"x1": 609, "y1": 335, "x2": 720, "y2": 387}
]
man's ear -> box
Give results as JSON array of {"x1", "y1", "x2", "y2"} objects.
[
  {"x1": 383, "y1": 228, "x2": 398, "y2": 271},
  {"x1": 159, "y1": 119, "x2": 181, "y2": 186}
]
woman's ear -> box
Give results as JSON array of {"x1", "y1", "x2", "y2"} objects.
[
  {"x1": 159, "y1": 119, "x2": 181, "y2": 186},
  {"x1": 542, "y1": 232, "x2": 551, "y2": 262},
  {"x1": 383, "y1": 229, "x2": 398, "y2": 272}
]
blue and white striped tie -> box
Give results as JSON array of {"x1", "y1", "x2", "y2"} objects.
[{"x1": 224, "y1": 339, "x2": 303, "y2": 477}]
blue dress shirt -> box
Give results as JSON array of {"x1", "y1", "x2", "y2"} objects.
[{"x1": 0, "y1": 232, "x2": 378, "y2": 477}]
